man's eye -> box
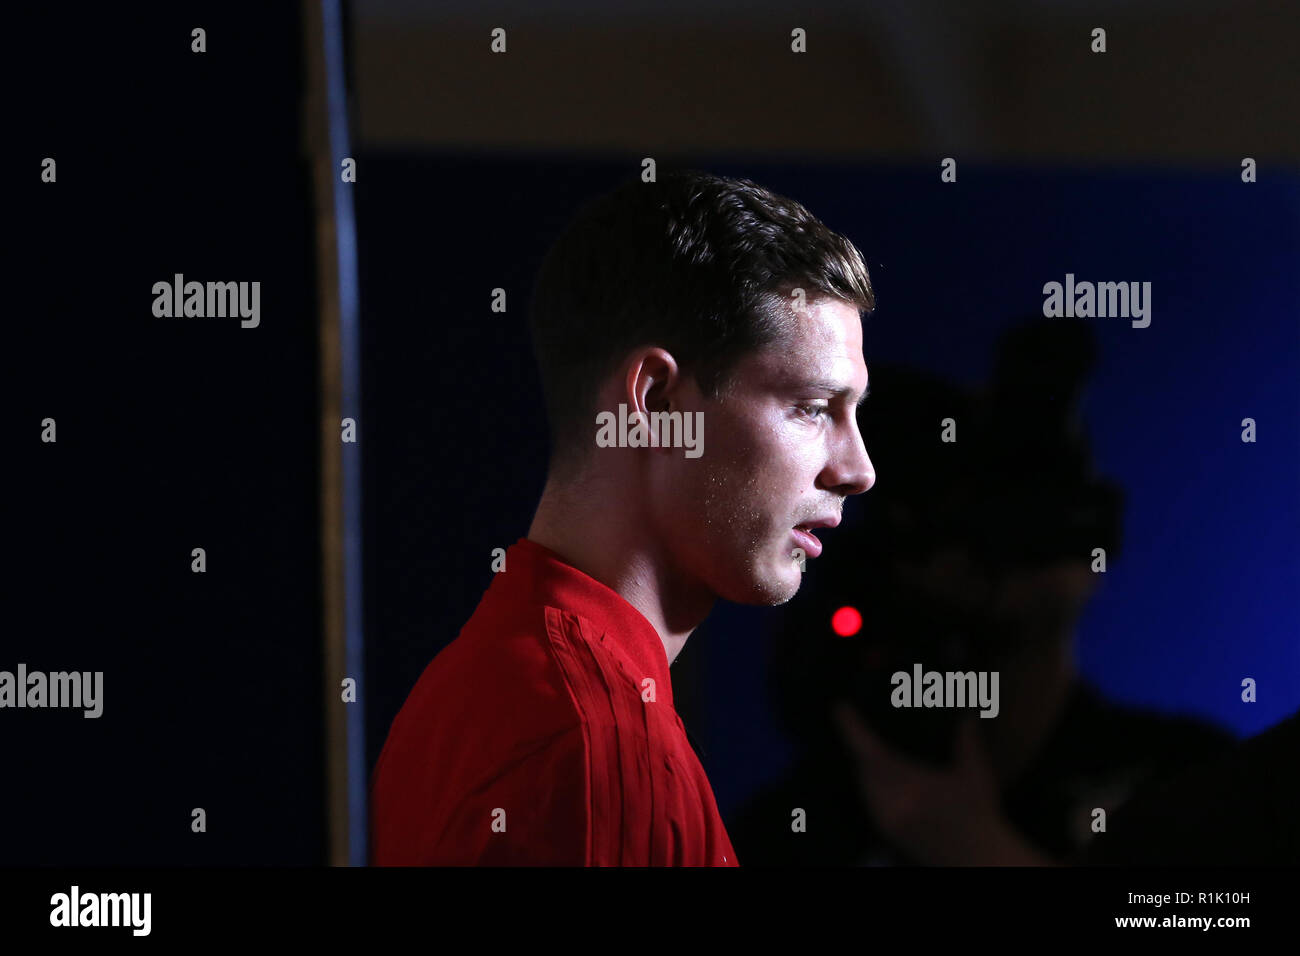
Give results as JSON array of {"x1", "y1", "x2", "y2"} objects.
[{"x1": 796, "y1": 403, "x2": 829, "y2": 420}]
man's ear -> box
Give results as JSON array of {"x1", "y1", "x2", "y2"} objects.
[{"x1": 625, "y1": 347, "x2": 682, "y2": 415}]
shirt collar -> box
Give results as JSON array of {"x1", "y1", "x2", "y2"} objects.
[{"x1": 500, "y1": 537, "x2": 674, "y2": 709}]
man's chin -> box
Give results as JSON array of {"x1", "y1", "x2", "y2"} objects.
[
  {"x1": 730, "y1": 562, "x2": 804, "y2": 607},
  {"x1": 765, "y1": 576, "x2": 803, "y2": 606}
]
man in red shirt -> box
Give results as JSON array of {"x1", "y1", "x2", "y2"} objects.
[{"x1": 370, "y1": 169, "x2": 877, "y2": 865}]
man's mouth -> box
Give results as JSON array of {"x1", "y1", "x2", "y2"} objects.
[{"x1": 791, "y1": 525, "x2": 823, "y2": 558}]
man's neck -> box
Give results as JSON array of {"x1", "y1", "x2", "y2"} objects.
[{"x1": 527, "y1": 473, "x2": 714, "y2": 666}]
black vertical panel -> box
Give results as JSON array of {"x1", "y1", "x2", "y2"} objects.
[{"x1": 9, "y1": 4, "x2": 326, "y2": 864}]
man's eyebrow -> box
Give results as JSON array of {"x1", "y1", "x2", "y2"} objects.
[{"x1": 800, "y1": 380, "x2": 872, "y2": 409}]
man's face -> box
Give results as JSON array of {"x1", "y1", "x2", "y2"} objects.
[{"x1": 650, "y1": 295, "x2": 875, "y2": 605}]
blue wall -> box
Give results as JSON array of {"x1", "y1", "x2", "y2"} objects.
[{"x1": 357, "y1": 153, "x2": 1300, "y2": 818}]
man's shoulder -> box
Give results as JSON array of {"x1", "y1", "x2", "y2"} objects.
[
  {"x1": 401, "y1": 600, "x2": 589, "y2": 737},
  {"x1": 375, "y1": 569, "x2": 667, "y2": 788}
]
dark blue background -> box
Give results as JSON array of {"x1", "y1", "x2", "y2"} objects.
[{"x1": 357, "y1": 152, "x2": 1300, "y2": 821}]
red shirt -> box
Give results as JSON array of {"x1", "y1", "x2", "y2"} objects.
[{"x1": 370, "y1": 537, "x2": 738, "y2": 866}]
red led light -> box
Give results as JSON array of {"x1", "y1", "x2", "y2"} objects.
[{"x1": 831, "y1": 606, "x2": 862, "y2": 637}]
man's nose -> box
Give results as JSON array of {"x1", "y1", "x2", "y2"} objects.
[
  {"x1": 827, "y1": 439, "x2": 875, "y2": 496},
  {"x1": 853, "y1": 448, "x2": 876, "y2": 495}
]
